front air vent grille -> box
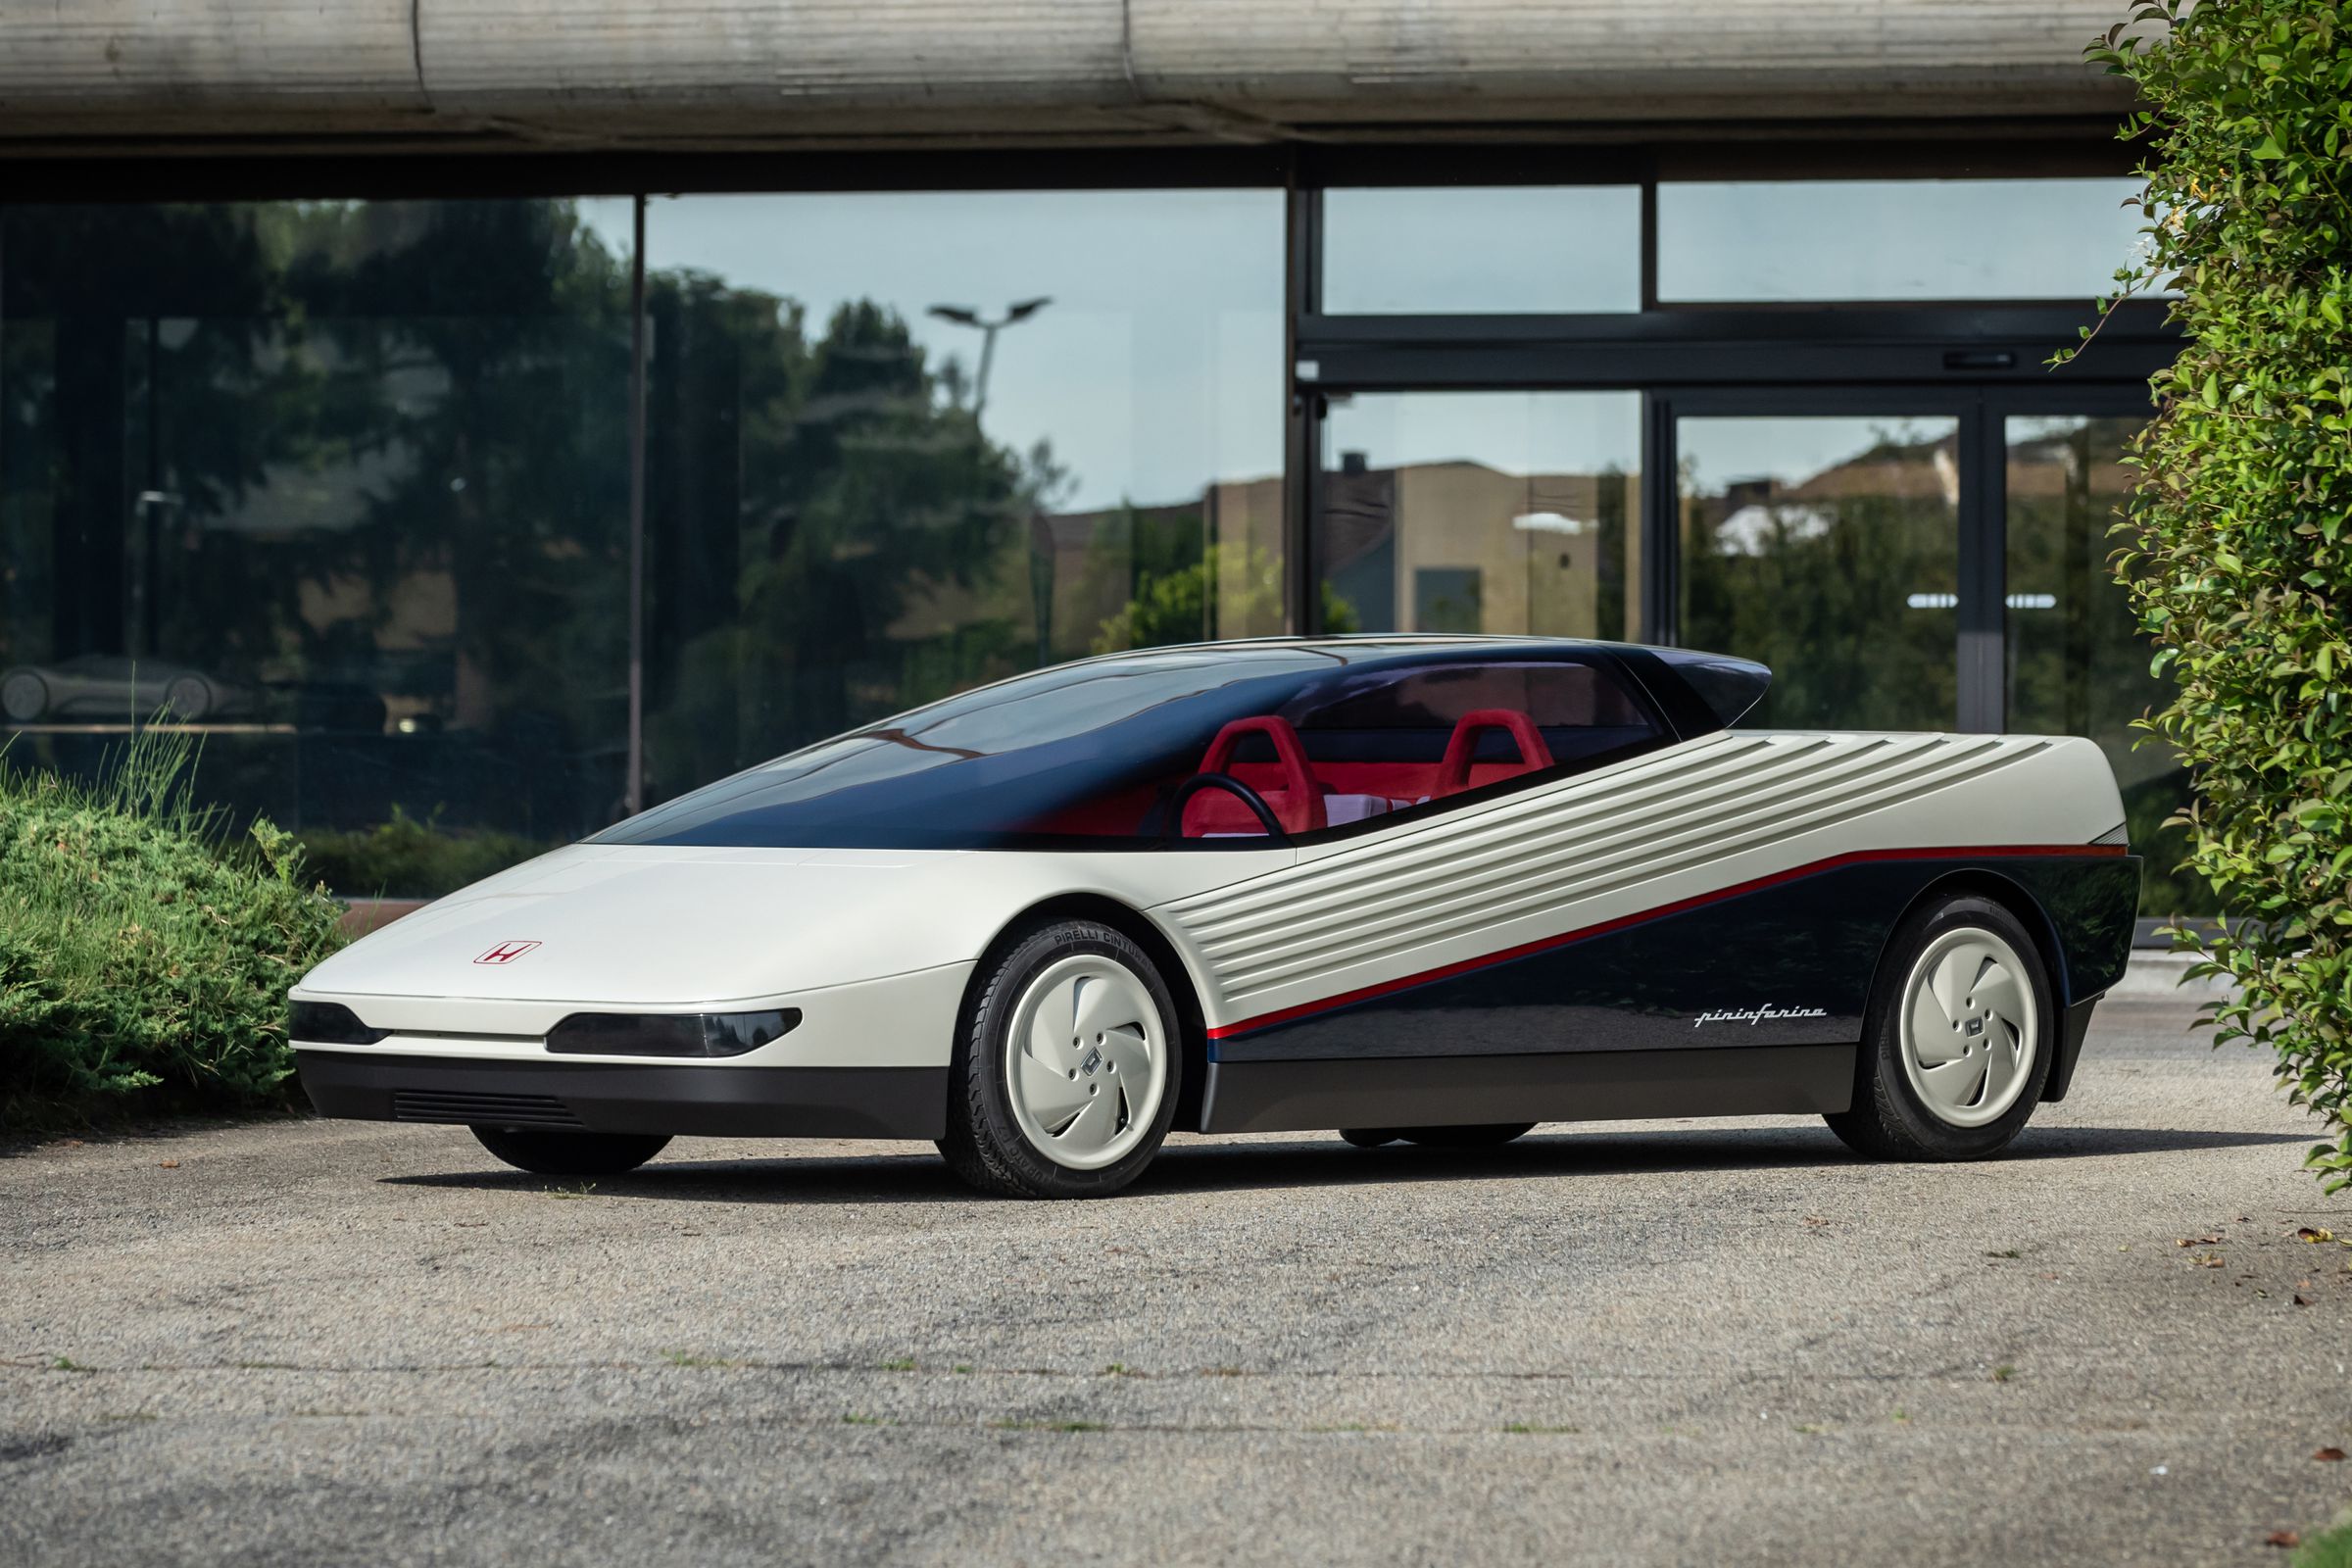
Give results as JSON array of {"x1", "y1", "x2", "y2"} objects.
[{"x1": 391, "y1": 1091, "x2": 581, "y2": 1129}]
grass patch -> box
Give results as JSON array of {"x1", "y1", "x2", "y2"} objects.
[
  {"x1": 660, "y1": 1349, "x2": 739, "y2": 1369},
  {"x1": 878, "y1": 1357, "x2": 917, "y2": 1372},
  {"x1": 2296, "y1": 1516, "x2": 2352, "y2": 1568},
  {"x1": 1501, "y1": 1422, "x2": 1579, "y2": 1436},
  {"x1": 0, "y1": 726, "x2": 345, "y2": 1130}
]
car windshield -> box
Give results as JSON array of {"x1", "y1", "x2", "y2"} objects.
[{"x1": 593, "y1": 640, "x2": 1673, "y2": 850}]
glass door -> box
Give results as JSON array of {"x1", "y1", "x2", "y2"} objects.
[{"x1": 1672, "y1": 407, "x2": 1965, "y2": 732}]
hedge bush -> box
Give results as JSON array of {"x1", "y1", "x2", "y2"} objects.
[
  {"x1": 0, "y1": 733, "x2": 347, "y2": 1129},
  {"x1": 296, "y1": 808, "x2": 550, "y2": 900},
  {"x1": 2082, "y1": 2, "x2": 2352, "y2": 1190}
]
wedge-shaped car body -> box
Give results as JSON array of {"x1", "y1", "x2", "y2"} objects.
[{"x1": 293, "y1": 637, "x2": 2141, "y2": 1197}]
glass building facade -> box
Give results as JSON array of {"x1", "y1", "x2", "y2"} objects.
[{"x1": 0, "y1": 160, "x2": 2191, "y2": 908}]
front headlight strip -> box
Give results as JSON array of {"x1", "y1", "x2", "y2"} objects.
[{"x1": 290, "y1": 1001, "x2": 802, "y2": 1058}]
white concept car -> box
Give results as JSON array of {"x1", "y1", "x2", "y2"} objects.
[{"x1": 292, "y1": 637, "x2": 2141, "y2": 1198}]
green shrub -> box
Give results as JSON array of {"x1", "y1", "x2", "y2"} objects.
[
  {"x1": 0, "y1": 731, "x2": 347, "y2": 1128},
  {"x1": 2081, "y1": 2, "x2": 2352, "y2": 1189},
  {"x1": 296, "y1": 808, "x2": 550, "y2": 900},
  {"x1": 2122, "y1": 769, "x2": 2212, "y2": 919},
  {"x1": 2296, "y1": 1512, "x2": 2352, "y2": 1568}
]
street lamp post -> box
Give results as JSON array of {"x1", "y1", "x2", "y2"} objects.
[
  {"x1": 928, "y1": 297, "x2": 1055, "y2": 665},
  {"x1": 925, "y1": 297, "x2": 1052, "y2": 419}
]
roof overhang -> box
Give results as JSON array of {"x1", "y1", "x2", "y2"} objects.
[{"x1": 0, "y1": 0, "x2": 2141, "y2": 162}]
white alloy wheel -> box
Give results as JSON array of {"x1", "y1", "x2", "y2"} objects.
[
  {"x1": 1003, "y1": 953, "x2": 1168, "y2": 1171},
  {"x1": 1897, "y1": 926, "x2": 2039, "y2": 1129}
]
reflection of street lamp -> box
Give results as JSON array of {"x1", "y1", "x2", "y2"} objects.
[{"x1": 926, "y1": 297, "x2": 1052, "y2": 419}]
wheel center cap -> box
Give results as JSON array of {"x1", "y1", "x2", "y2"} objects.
[
  {"x1": 1965, "y1": 1016, "x2": 1985, "y2": 1038},
  {"x1": 1080, "y1": 1046, "x2": 1103, "y2": 1076}
]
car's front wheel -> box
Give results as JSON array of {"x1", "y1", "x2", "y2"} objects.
[
  {"x1": 470, "y1": 1126, "x2": 671, "y2": 1176},
  {"x1": 939, "y1": 919, "x2": 1181, "y2": 1199},
  {"x1": 1825, "y1": 893, "x2": 2054, "y2": 1161}
]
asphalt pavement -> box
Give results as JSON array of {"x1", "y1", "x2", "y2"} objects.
[{"x1": 4, "y1": 994, "x2": 2349, "y2": 1566}]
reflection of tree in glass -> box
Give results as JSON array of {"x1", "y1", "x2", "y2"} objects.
[
  {"x1": 4, "y1": 199, "x2": 636, "y2": 844},
  {"x1": 281, "y1": 200, "x2": 633, "y2": 831},
  {"x1": 1094, "y1": 545, "x2": 1357, "y2": 655},
  {"x1": 4, "y1": 204, "x2": 294, "y2": 677},
  {"x1": 1680, "y1": 426, "x2": 1959, "y2": 731},
  {"x1": 642, "y1": 277, "x2": 1060, "y2": 803}
]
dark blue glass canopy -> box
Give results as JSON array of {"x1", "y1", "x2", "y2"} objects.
[{"x1": 591, "y1": 637, "x2": 1762, "y2": 851}]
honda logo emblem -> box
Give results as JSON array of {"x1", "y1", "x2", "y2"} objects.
[{"x1": 475, "y1": 941, "x2": 542, "y2": 965}]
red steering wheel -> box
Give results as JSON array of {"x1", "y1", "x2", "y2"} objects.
[
  {"x1": 1196, "y1": 715, "x2": 1327, "y2": 835},
  {"x1": 1434, "y1": 710, "x2": 1554, "y2": 796}
]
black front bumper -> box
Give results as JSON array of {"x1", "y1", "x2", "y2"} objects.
[{"x1": 296, "y1": 1051, "x2": 947, "y2": 1141}]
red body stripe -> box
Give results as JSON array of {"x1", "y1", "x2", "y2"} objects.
[{"x1": 1202, "y1": 843, "x2": 2127, "y2": 1041}]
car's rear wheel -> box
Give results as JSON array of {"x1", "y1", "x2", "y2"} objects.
[
  {"x1": 1825, "y1": 893, "x2": 2053, "y2": 1161},
  {"x1": 939, "y1": 919, "x2": 1181, "y2": 1199},
  {"x1": 470, "y1": 1126, "x2": 671, "y2": 1176},
  {"x1": 1338, "y1": 1127, "x2": 1399, "y2": 1148}
]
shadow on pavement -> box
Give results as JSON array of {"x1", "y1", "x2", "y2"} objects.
[{"x1": 379, "y1": 1122, "x2": 2315, "y2": 1206}]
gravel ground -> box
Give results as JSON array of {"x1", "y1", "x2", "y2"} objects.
[{"x1": 4, "y1": 996, "x2": 2349, "y2": 1567}]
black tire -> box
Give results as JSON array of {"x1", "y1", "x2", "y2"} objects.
[
  {"x1": 1397, "y1": 1123, "x2": 1537, "y2": 1149},
  {"x1": 470, "y1": 1125, "x2": 670, "y2": 1176},
  {"x1": 938, "y1": 919, "x2": 1184, "y2": 1200},
  {"x1": 1825, "y1": 893, "x2": 2055, "y2": 1162},
  {"x1": 1338, "y1": 1128, "x2": 1400, "y2": 1148}
]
